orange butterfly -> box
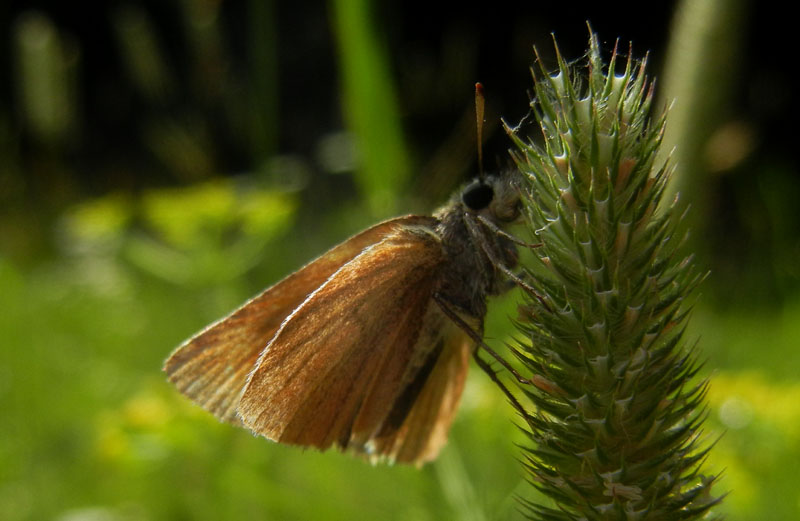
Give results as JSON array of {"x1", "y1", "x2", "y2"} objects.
[{"x1": 165, "y1": 85, "x2": 530, "y2": 465}]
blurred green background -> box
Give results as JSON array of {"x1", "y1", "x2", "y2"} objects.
[{"x1": 1, "y1": 0, "x2": 798, "y2": 520}]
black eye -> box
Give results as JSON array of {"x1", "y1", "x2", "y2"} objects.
[{"x1": 461, "y1": 180, "x2": 494, "y2": 210}]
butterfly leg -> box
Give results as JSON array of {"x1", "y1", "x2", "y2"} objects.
[
  {"x1": 433, "y1": 293, "x2": 533, "y2": 387},
  {"x1": 471, "y1": 350, "x2": 529, "y2": 420},
  {"x1": 499, "y1": 270, "x2": 538, "y2": 293},
  {"x1": 477, "y1": 214, "x2": 542, "y2": 249},
  {"x1": 463, "y1": 214, "x2": 551, "y2": 312},
  {"x1": 433, "y1": 294, "x2": 532, "y2": 419}
]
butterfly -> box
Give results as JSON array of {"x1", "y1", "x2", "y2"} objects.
[{"x1": 164, "y1": 85, "x2": 532, "y2": 465}]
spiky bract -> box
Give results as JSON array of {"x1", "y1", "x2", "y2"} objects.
[{"x1": 506, "y1": 33, "x2": 721, "y2": 520}]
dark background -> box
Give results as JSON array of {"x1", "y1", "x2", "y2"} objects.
[{"x1": 2, "y1": 1, "x2": 797, "y2": 305}]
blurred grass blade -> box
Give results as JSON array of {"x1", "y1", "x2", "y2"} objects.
[
  {"x1": 330, "y1": 0, "x2": 410, "y2": 213},
  {"x1": 435, "y1": 446, "x2": 488, "y2": 521},
  {"x1": 13, "y1": 11, "x2": 79, "y2": 147},
  {"x1": 659, "y1": 0, "x2": 747, "y2": 204},
  {"x1": 247, "y1": 0, "x2": 279, "y2": 161}
]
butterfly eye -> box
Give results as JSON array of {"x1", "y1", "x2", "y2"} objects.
[{"x1": 461, "y1": 180, "x2": 494, "y2": 211}]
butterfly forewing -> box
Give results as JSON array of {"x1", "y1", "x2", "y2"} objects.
[
  {"x1": 163, "y1": 215, "x2": 433, "y2": 423},
  {"x1": 237, "y1": 221, "x2": 469, "y2": 463}
]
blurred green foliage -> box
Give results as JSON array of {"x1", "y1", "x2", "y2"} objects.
[{"x1": 1, "y1": 1, "x2": 799, "y2": 520}]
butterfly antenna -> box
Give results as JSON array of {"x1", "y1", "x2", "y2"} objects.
[{"x1": 475, "y1": 82, "x2": 486, "y2": 183}]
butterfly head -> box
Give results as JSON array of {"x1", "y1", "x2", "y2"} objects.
[{"x1": 460, "y1": 172, "x2": 522, "y2": 224}]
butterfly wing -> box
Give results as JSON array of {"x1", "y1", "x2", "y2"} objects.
[
  {"x1": 367, "y1": 319, "x2": 473, "y2": 465},
  {"x1": 238, "y1": 220, "x2": 473, "y2": 464},
  {"x1": 164, "y1": 215, "x2": 433, "y2": 423}
]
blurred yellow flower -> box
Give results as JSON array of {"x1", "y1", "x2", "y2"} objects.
[{"x1": 708, "y1": 371, "x2": 800, "y2": 439}]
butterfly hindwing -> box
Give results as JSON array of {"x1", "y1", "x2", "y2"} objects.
[{"x1": 368, "y1": 320, "x2": 473, "y2": 464}]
